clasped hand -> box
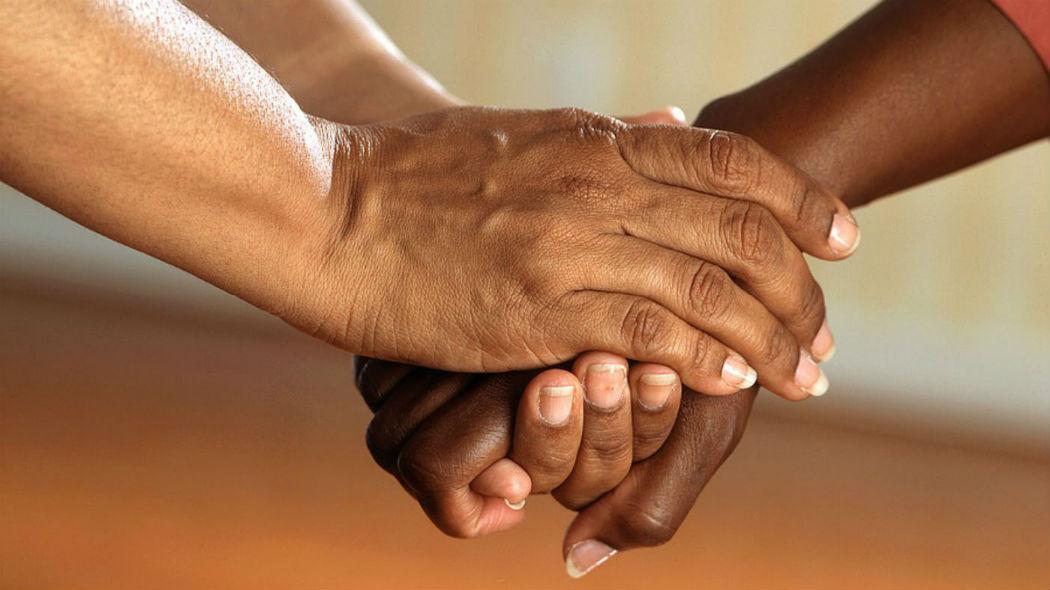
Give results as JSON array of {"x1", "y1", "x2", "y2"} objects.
[{"x1": 327, "y1": 107, "x2": 859, "y2": 575}]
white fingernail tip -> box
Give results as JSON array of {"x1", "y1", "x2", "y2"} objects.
[
  {"x1": 639, "y1": 372, "x2": 677, "y2": 386},
  {"x1": 722, "y1": 358, "x2": 758, "y2": 389},
  {"x1": 806, "y1": 371, "x2": 830, "y2": 397}
]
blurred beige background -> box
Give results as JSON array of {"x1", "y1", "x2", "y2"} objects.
[{"x1": 1, "y1": 1, "x2": 1048, "y2": 588}]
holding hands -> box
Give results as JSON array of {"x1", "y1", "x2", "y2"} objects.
[
  {"x1": 8, "y1": 0, "x2": 1049, "y2": 582},
  {"x1": 350, "y1": 110, "x2": 855, "y2": 576}
]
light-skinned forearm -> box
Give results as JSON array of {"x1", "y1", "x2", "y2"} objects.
[
  {"x1": 180, "y1": 0, "x2": 460, "y2": 123},
  {"x1": 0, "y1": 0, "x2": 336, "y2": 316}
]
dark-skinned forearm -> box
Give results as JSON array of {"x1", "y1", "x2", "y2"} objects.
[{"x1": 697, "y1": 0, "x2": 1050, "y2": 208}]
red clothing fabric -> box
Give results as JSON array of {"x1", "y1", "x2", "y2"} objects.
[{"x1": 991, "y1": 0, "x2": 1050, "y2": 71}]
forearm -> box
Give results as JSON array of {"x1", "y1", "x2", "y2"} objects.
[
  {"x1": 181, "y1": 0, "x2": 459, "y2": 123},
  {"x1": 697, "y1": 0, "x2": 1050, "y2": 208},
  {"x1": 0, "y1": 0, "x2": 335, "y2": 312}
]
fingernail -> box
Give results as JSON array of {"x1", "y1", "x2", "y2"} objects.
[
  {"x1": 668, "y1": 105, "x2": 687, "y2": 124},
  {"x1": 811, "y1": 320, "x2": 836, "y2": 362},
  {"x1": 828, "y1": 213, "x2": 861, "y2": 256},
  {"x1": 721, "y1": 355, "x2": 757, "y2": 389},
  {"x1": 584, "y1": 364, "x2": 627, "y2": 409},
  {"x1": 566, "y1": 539, "x2": 617, "y2": 579},
  {"x1": 539, "y1": 385, "x2": 575, "y2": 425},
  {"x1": 794, "y1": 351, "x2": 829, "y2": 397},
  {"x1": 504, "y1": 498, "x2": 526, "y2": 511},
  {"x1": 638, "y1": 372, "x2": 676, "y2": 409}
]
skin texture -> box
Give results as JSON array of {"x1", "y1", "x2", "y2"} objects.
[
  {"x1": 356, "y1": 0, "x2": 1050, "y2": 577},
  {"x1": 319, "y1": 106, "x2": 850, "y2": 399},
  {"x1": 0, "y1": 1, "x2": 855, "y2": 399}
]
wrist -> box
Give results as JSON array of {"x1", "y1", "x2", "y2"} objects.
[
  {"x1": 272, "y1": 116, "x2": 380, "y2": 353},
  {"x1": 696, "y1": 93, "x2": 863, "y2": 207}
]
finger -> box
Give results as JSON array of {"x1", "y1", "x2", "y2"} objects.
[
  {"x1": 509, "y1": 368, "x2": 584, "y2": 493},
  {"x1": 470, "y1": 458, "x2": 532, "y2": 510},
  {"x1": 610, "y1": 187, "x2": 836, "y2": 376},
  {"x1": 627, "y1": 364, "x2": 681, "y2": 461},
  {"x1": 396, "y1": 371, "x2": 533, "y2": 538},
  {"x1": 562, "y1": 388, "x2": 758, "y2": 578},
  {"x1": 581, "y1": 234, "x2": 825, "y2": 400},
  {"x1": 618, "y1": 125, "x2": 860, "y2": 260},
  {"x1": 366, "y1": 369, "x2": 473, "y2": 472},
  {"x1": 354, "y1": 356, "x2": 418, "y2": 411},
  {"x1": 554, "y1": 290, "x2": 754, "y2": 396},
  {"x1": 618, "y1": 106, "x2": 688, "y2": 126},
  {"x1": 551, "y1": 353, "x2": 634, "y2": 510}
]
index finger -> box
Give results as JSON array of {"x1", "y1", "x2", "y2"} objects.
[
  {"x1": 618, "y1": 125, "x2": 860, "y2": 260},
  {"x1": 560, "y1": 387, "x2": 759, "y2": 577}
]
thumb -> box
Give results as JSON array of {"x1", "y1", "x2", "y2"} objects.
[{"x1": 618, "y1": 105, "x2": 688, "y2": 126}]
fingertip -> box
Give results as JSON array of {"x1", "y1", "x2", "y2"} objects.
[
  {"x1": 721, "y1": 354, "x2": 758, "y2": 390},
  {"x1": 475, "y1": 494, "x2": 527, "y2": 536},
  {"x1": 628, "y1": 363, "x2": 679, "y2": 411},
  {"x1": 571, "y1": 351, "x2": 629, "y2": 375},
  {"x1": 667, "y1": 105, "x2": 688, "y2": 125},
  {"x1": 827, "y1": 212, "x2": 861, "y2": 258},
  {"x1": 619, "y1": 106, "x2": 687, "y2": 126},
  {"x1": 526, "y1": 368, "x2": 580, "y2": 426},
  {"x1": 679, "y1": 371, "x2": 744, "y2": 397},
  {"x1": 566, "y1": 539, "x2": 618, "y2": 578}
]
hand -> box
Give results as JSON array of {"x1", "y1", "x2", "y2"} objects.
[
  {"x1": 359, "y1": 354, "x2": 671, "y2": 537},
  {"x1": 355, "y1": 108, "x2": 695, "y2": 534},
  {"x1": 357, "y1": 355, "x2": 752, "y2": 578},
  {"x1": 303, "y1": 106, "x2": 857, "y2": 400}
]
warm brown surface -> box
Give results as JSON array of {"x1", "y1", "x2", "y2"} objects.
[{"x1": 1, "y1": 280, "x2": 1048, "y2": 590}]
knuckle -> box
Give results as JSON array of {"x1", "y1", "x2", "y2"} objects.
[
  {"x1": 520, "y1": 255, "x2": 570, "y2": 301},
  {"x1": 632, "y1": 423, "x2": 671, "y2": 452},
  {"x1": 556, "y1": 107, "x2": 619, "y2": 142},
  {"x1": 580, "y1": 432, "x2": 633, "y2": 464},
  {"x1": 555, "y1": 106, "x2": 593, "y2": 124},
  {"x1": 364, "y1": 419, "x2": 398, "y2": 471},
  {"x1": 353, "y1": 356, "x2": 370, "y2": 390},
  {"x1": 687, "y1": 262, "x2": 735, "y2": 320},
  {"x1": 791, "y1": 177, "x2": 823, "y2": 229},
  {"x1": 620, "y1": 300, "x2": 673, "y2": 356},
  {"x1": 396, "y1": 445, "x2": 447, "y2": 493},
  {"x1": 611, "y1": 499, "x2": 680, "y2": 547},
  {"x1": 719, "y1": 200, "x2": 779, "y2": 265},
  {"x1": 799, "y1": 280, "x2": 827, "y2": 330},
  {"x1": 688, "y1": 332, "x2": 715, "y2": 375},
  {"x1": 520, "y1": 448, "x2": 576, "y2": 483},
  {"x1": 705, "y1": 130, "x2": 758, "y2": 195},
  {"x1": 759, "y1": 326, "x2": 797, "y2": 368}
]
